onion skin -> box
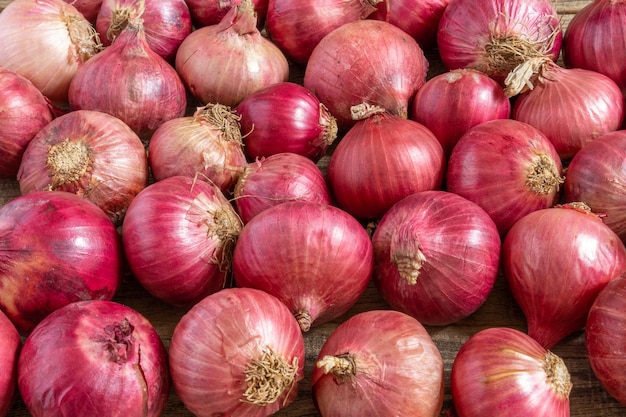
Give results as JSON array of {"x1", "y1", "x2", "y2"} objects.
[
  {"x1": 17, "y1": 110, "x2": 149, "y2": 225},
  {"x1": 586, "y1": 273, "x2": 626, "y2": 406},
  {"x1": 0, "y1": 68, "x2": 54, "y2": 179},
  {"x1": 450, "y1": 327, "x2": 572, "y2": 417},
  {"x1": 63, "y1": 0, "x2": 103, "y2": 23},
  {"x1": 312, "y1": 310, "x2": 444, "y2": 417},
  {"x1": 18, "y1": 300, "x2": 170, "y2": 417},
  {"x1": 169, "y1": 287, "x2": 305, "y2": 417},
  {"x1": 0, "y1": 311, "x2": 20, "y2": 417},
  {"x1": 502, "y1": 203, "x2": 626, "y2": 349},
  {"x1": 446, "y1": 119, "x2": 563, "y2": 236},
  {"x1": 185, "y1": 0, "x2": 269, "y2": 28},
  {"x1": 122, "y1": 176, "x2": 242, "y2": 307},
  {"x1": 372, "y1": 191, "x2": 501, "y2": 326},
  {"x1": 232, "y1": 201, "x2": 374, "y2": 332},
  {"x1": 0, "y1": 191, "x2": 122, "y2": 336}
]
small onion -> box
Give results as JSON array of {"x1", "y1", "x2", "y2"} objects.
[
  {"x1": 17, "y1": 109, "x2": 149, "y2": 225},
  {"x1": 18, "y1": 300, "x2": 170, "y2": 417},
  {"x1": 0, "y1": 191, "x2": 122, "y2": 335},
  {"x1": 169, "y1": 287, "x2": 305, "y2": 417},
  {"x1": 233, "y1": 152, "x2": 332, "y2": 224},
  {"x1": 0, "y1": 68, "x2": 54, "y2": 179},
  {"x1": 450, "y1": 327, "x2": 572, "y2": 417},
  {"x1": 312, "y1": 310, "x2": 444, "y2": 417},
  {"x1": 372, "y1": 190, "x2": 501, "y2": 326},
  {"x1": 446, "y1": 119, "x2": 564, "y2": 236},
  {"x1": 232, "y1": 201, "x2": 374, "y2": 332},
  {"x1": 185, "y1": 0, "x2": 269, "y2": 28},
  {"x1": 0, "y1": 310, "x2": 20, "y2": 417},
  {"x1": 502, "y1": 203, "x2": 626, "y2": 349}
]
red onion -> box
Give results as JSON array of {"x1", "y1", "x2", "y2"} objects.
[
  {"x1": 235, "y1": 82, "x2": 338, "y2": 162},
  {"x1": 68, "y1": 18, "x2": 187, "y2": 139},
  {"x1": 312, "y1": 310, "x2": 444, "y2": 417},
  {"x1": 410, "y1": 68, "x2": 511, "y2": 157},
  {"x1": 0, "y1": 0, "x2": 102, "y2": 106},
  {"x1": 586, "y1": 273, "x2": 626, "y2": 406},
  {"x1": 122, "y1": 176, "x2": 242, "y2": 307},
  {"x1": 564, "y1": 130, "x2": 626, "y2": 242},
  {"x1": 18, "y1": 300, "x2": 169, "y2": 417},
  {"x1": 451, "y1": 327, "x2": 572, "y2": 417},
  {"x1": 0, "y1": 68, "x2": 54, "y2": 179},
  {"x1": 372, "y1": 190, "x2": 501, "y2": 326},
  {"x1": 446, "y1": 119, "x2": 564, "y2": 236},
  {"x1": 233, "y1": 152, "x2": 332, "y2": 224},
  {"x1": 0, "y1": 311, "x2": 20, "y2": 417},
  {"x1": 327, "y1": 104, "x2": 445, "y2": 220},
  {"x1": 17, "y1": 109, "x2": 149, "y2": 225},
  {"x1": 169, "y1": 287, "x2": 305, "y2": 417},
  {"x1": 232, "y1": 201, "x2": 374, "y2": 332},
  {"x1": 63, "y1": 0, "x2": 103, "y2": 24},
  {"x1": 0, "y1": 191, "x2": 122, "y2": 335},
  {"x1": 304, "y1": 19, "x2": 429, "y2": 129},
  {"x1": 502, "y1": 203, "x2": 626, "y2": 349},
  {"x1": 148, "y1": 103, "x2": 247, "y2": 195},
  {"x1": 185, "y1": 0, "x2": 268, "y2": 28},
  {"x1": 96, "y1": 0, "x2": 192, "y2": 63},
  {"x1": 175, "y1": 0, "x2": 289, "y2": 108},
  {"x1": 437, "y1": 0, "x2": 562, "y2": 84},
  {"x1": 265, "y1": 0, "x2": 382, "y2": 65}
]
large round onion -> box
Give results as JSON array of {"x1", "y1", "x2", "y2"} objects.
[
  {"x1": 18, "y1": 300, "x2": 170, "y2": 417},
  {"x1": 0, "y1": 311, "x2": 20, "y2": 417},
  {"x1": 312, "y1": 310, "x2": 444, "y2": 417},
  {"x1": 169, "y1": 287, "x2": 305, "y2": 417}
]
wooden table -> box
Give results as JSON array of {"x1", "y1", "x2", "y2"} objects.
[{"x1": 2, "y1": 0, "x2": 625, "y2": 415}]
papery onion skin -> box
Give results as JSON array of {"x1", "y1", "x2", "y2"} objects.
[
  {"x1": 451, "y1": 327, "x2": 572, "y2": 417},
  {"x1": 185, "y1": 0, "x2": 268, "y2": 28},
  {"x1": 0, "y1": 0, "x2": 102, "y2": 106},
  {"x1": 232, "y1": 201, "x2": 374, "y2": 332},
  {"x1": 169, "y1": 287, "x2": 305, "y2": 417},
  {"x1": 17, "y1": 110, "x2": 148, "y2": 225},
  {"x1": 586, "y1": 273, "x2": 626, "y2": 406},
  {"x1": 372, "y1": 190, "x2": 501, "y2": 326},
  {"x1": 304, "y1": 19, "x2": 429, "y2": 129},
  {"x1": 63, "y1": 0, "x2": 103, "y2": 23},
  {"x1": 0, "y1": 68, "x2": 54, "y2": 179},
  {"x1": 312, "y1": 310, "x2": 444, "y2": 417},
  {"x1": 234, "y1": 152, "x2": 332, "y2": 224},
  {"x1": 18, "y1": 300, "x2": 170, "y2": 417},
  {"x1": 235, "y1": 82, "x2": 338, "y2": 162},
  {"x1": 446, "y1": 119, "x2": 563, "y2": 236},
  {"x1": 502, "y1": 203, "x2": 626, "y2": 349},
  {"x1": 410, "y1": 68, "x2": 511, "y2": 157},
  {"x1": 0, "y1": 311, "x2": 20, "y2": 417},
  {"x1": 0, "y1": 191, "x2": 122, "y2": 336}
]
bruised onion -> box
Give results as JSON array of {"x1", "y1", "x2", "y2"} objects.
[
  {"x1": 312, "y1": 310, "x2": 444, "y2": 417},
  {"x1": 0, "y1": 311, "x2": 20, "y2": 417},
  {"x1": 185, "y1": 0, "x2": 268, "y2": 27},
  {"x1": 18, "y1": 300, "x2": 170, "y2": 417},
  {"x1": 451, "y1": 327, "x2": 572, "y2": 417},
  {"x1": 0, "y1": 191, "x2": 122, "y2": 335},
  {"x1": 17, "y1": 110, "x2": 149, "y2": 225},
  {"x1": 232, "y1": 201, "x2": 374, "y2": 332},
  {"x1": 169, "y1": 287, "x2": 305, "y2": 417},
  {"x1": 502, "y1": 203, "x2": 626, "y2": 349}
]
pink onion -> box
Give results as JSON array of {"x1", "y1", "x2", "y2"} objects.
[
  {"x1": 0, "y1": 68, "x2": 54, "y2": 179},
  {"x1": 304, "y1": 19, "x2": 429, "y2": 129},
  {"x1": 17, "y1": 109, "x2": 149, "y2": 225},
  {"x1": 169, "y1": 287, "x2": 305, "y2": 417},
  {"x1": 122, "y1": 176, "x2": 242, "y2": 307},
  {"x1": 446, "y1": 119, "x2": 563, "y2": 236},
  {"x1": 0, "y1": 191, "x2": 122, "y2": 335},
  {"x1": 0, "y1": 311, "x2": 20, "y2": 417},
  {"x1": 233, "y1": 152, "x2": 332, "y2": 224},
  {"x1": 312, "y1": 310, "x2": 444, "y2": 417},
  {"x1": 148, "y1": 103, "x2": 247, "y2": 195},
  {"x1": 586, "y1": 273, "x2": 626, "y2": 406},
  {"x1": 327, "y1": 104, "x2": 445, "y2": 220},
  {"x1": 502, "y1": 203, "x2": 626, "y2": 349},
  {"x1": 232, "y1": 201, "x2": 374, "y2": 332},
  {"x1": 175, "y1": 0, "x2": 289, "y2": 107},
  {"x1": 372, "y1": 190, "x2": 501, "y2": 326},
  {"x1": 451, "y1": 327, "x2": 572, "y2": 417},
  {"x1": 410, "y1": 68, "x2": 511, "y2": 157},
  {"x1": 18, "y1": 300, "x2": 169, "y2": 417},
  {"x1": 62, "y1": 0, "x2": 103, "y2": 24},
  {"x1": 185, "y1": 0, "x2": 269, "y2": 28},
  {"x1": 0, "y1": 0, "x2": 102, "y2": 106}
]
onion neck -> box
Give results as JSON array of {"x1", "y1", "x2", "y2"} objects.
[
  {"x1": 46, "y1": 139, "x2": 94, "y2": 191},
  {"x1": 319, "y1": 104, "x2": 339, "y2": 148},
  {"x1": 219, "y1": 0, "x2": 258, "y2": 36},
  {"x1": 242, "y1": 346, "x2": 299, "y2": 406},
  {"x1": 542, "y1": 352, "x2": 572, "y2": 398},
  {"x1": 64, "y1": 12, "x2": 103, "y2": 62},
  {"x1": 195, "y1": 103, "x2": 243, "y2": 145},
  {"x1": 106, "y1": 0, "x2": 146, "y2": 42},
  {"x1": 208, "y1": 204, "x2": 242, "y2": 271},
  {"x1": 361, "y1": 0, "x2": 385, "y2": 18},
  {"x1": 526, "y1": 152, "x2": 564, "y2": 195},
  {"x1": 316, "y1": 354, "x2": 356, "y2": 384},
  {"x1": 102, "y1": 318, "x2": 135, "y2": 364},
  {"x1": 390, "y1": 227, "x2": 426, "y2": 285},
  {"x1": 351, "y1": 103, "x2": 387, "y2": 121},
  {"x1": 294, "y1": 310, "x2": 313, "y2": 332}
]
